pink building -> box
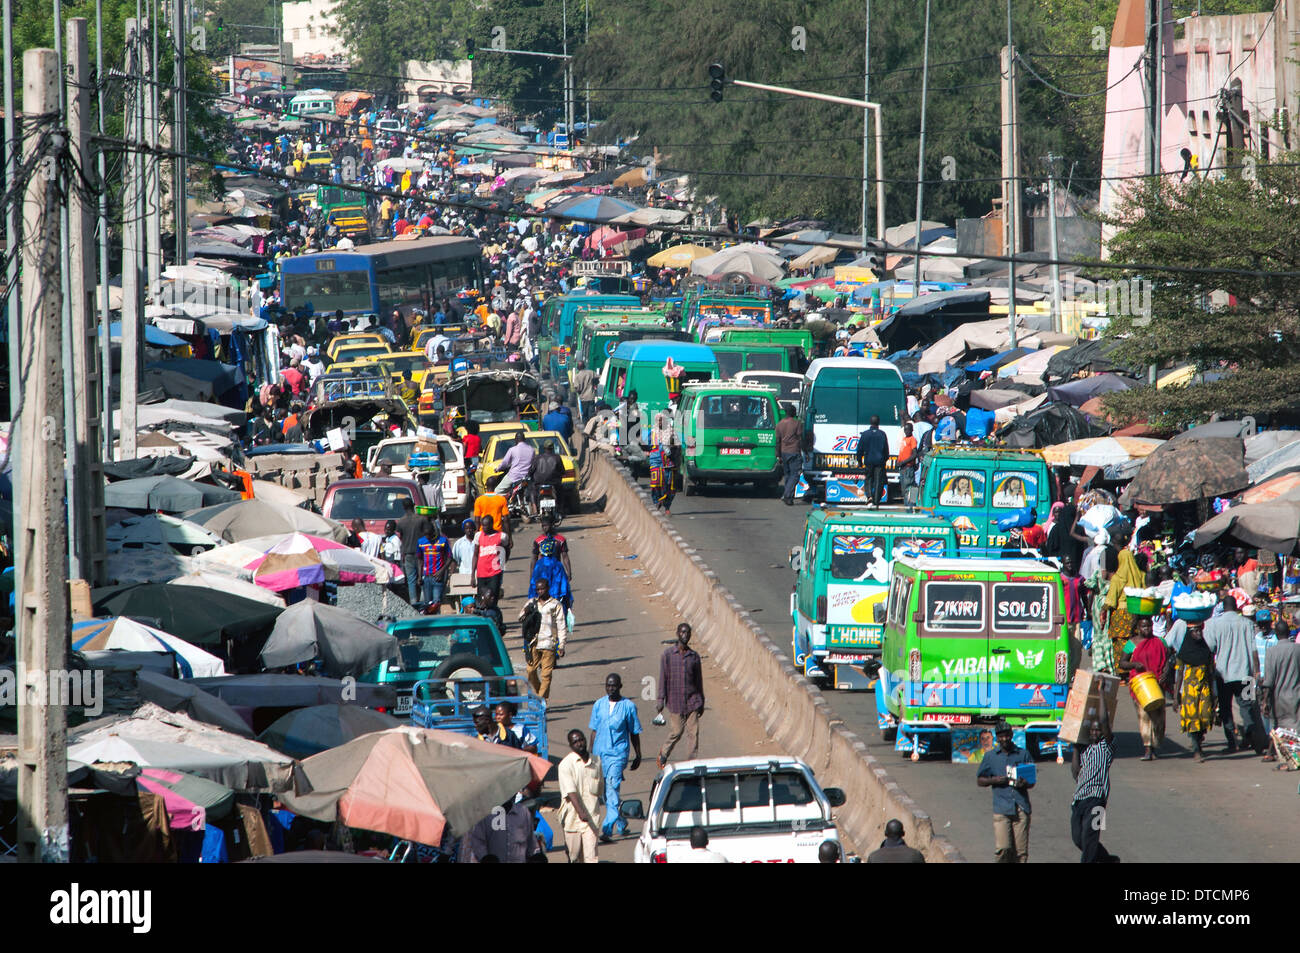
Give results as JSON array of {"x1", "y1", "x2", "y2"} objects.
[{"x1": 1100, "y1": 0, "x2": 1291, "y2": 246}]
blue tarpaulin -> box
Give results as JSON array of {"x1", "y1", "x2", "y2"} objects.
[{"x1": 101, "y1": 322, "x2": 187, "y2": 347}]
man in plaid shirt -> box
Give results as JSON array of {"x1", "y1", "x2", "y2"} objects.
[{"x1": 656, "y1": 622, "x2": 705, "y2": 769}]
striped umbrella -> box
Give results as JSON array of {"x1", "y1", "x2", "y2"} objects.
[{"x1": 196, "y1": 533, "x2": 397, "y2": 592}]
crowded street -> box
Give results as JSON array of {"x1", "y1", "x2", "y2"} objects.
[{"x1": 2, "y1": 1, "x2": 1298, "y2": 912}]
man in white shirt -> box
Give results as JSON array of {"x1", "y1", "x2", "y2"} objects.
[
  {"x1": 557, "y1": 729, "x2": 603, "y2": 863},
  {"x1": 452, "y1": 519, "x2": 477, "y2": 575},
  {"x1": 521, "y1": 578, "x2": 568, "y2": 700},
  {"x1": 679, "y1": 826, "x2": 728, "y2": 863},
  {"x1": 301, "y1": 346, "x2": 325, "y2": 383}
]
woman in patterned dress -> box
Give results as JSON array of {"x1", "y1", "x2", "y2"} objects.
[{"x1": 1173, "y1": 621, "x2": 1216, "y2": 762}]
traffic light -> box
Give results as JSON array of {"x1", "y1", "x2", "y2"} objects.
[
  {"x1": 709, "y1": 62, "x2": 725, "y2": 102},
  {"x1": 216, "y1": 16, "x2": 224, "y2": 31},
  {"x1": 864, "y1": 240, "x2": 885, "y2": 272},
  {"x1": 466, "y1": 37, "x2": 474, "y2": 60}
]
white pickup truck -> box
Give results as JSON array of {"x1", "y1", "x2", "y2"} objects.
[
  {"x1": 633, "y1": 755, "x2": 846, "y2": 863},
  {"x1": 366, "y1": 435, "x2": 472, "y2": 517}
]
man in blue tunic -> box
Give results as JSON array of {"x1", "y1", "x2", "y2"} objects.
[{"x1": 588, "y1": 673, "x2": 642, "y2": 840}]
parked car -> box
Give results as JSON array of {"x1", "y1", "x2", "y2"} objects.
[
  {"x1": 360, "y1": 614, "x2": 515, "y2": 716},
  {"x1": 634, "y1": 756, "x2": 846, "y2": 863},
  {"x1": 321, "y1": 477, "x2": 422, "y2": 535},
  {"x1": 365, "y1": 436, "x2": 471, "y2": 516}
]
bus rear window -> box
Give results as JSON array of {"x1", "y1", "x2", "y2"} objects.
[
  {"x1": 924, "y1": 581, "x2": 985, "y2": 632},
  {"x1": 747, "y1": 351, "x2": 785, "y2": 371},
  {"x1": 992, "y1": 583, "x2": 1053, "y2": 633},
  {"x1": 830, "y1": 535, "x2": 887, "y2": 581},
  {"x1": 700, "y1": 395, "x2": 773, "y2": 431},
  {"x1": 807, "y1": 372, "x2": 903, "y2": 425},
  {"x1": 283, "y1": 270, "x2": 372, "y2": 312}
]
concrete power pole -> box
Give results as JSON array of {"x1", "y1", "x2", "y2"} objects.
[
  {"x1": 120, "y1": 19, "x2": 142, "y2": 460},
  {"x1": 172, "y1": 0, "x2": 187, "y2": 273},
  {"x1": 96, "y1": 0, "x2": 114, "y2": 460},
  {"x1": 144, "y1": 4, "x2": 163, "y2": 286},
  {"x1": 17, "y1": 47, "x2": 71, "y2": 865},
  {"x1": 67, "y1": 18, "x2": 107, "y2": 589},
  {"x1": 1001, "y1": 40, "x2": 1021, "y2": 347}
]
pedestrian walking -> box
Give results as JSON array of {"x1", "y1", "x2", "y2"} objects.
[
  {"x1": 976, "y1": 721, "x2": 1034, "y2": 863},
  {"x1": 572, "y1": 360, "x2": 599, "y2": 422},
  {"x1": 520, "y1": 578, "x2": 567, "y2": 700},
  {"x1": 557, "y1": 729, "x2": 603, "y2": 864},
  {"x1": 1203, "y1": 590, "x2": 1267, "y2": 755},
  {"x1": 656, "y1": 622, "x2": 704, "y2": 768},
  {"x1": 588, "y1": 673, "x2": 642, "y2": 840},
  {"x1": 1069, "y1": 686, "x2": 1118, "y2": 862},
  {"x1": 395, "y1": 498, "x2": 430, "y2": 605},
  {"x1": 896, "y1": 422, "x2": 918, "y2": 505},
  {"x1": 866, "y1": 819, "x2": 925, "y2": 863},
  {"x1": 1117, "y1": 615, "x2": 1169, "y2": 760},
  {"x1": 1172, "y1": 620, "x2": 1216, "y2": 762},
  {"x1": 470, "y1": 514, "x2": 508, "y2": 602},
  {"x1": 528, "y1": 516, "x2": 573, "y2": 609},
  {"x1": 775, "y1": 405, "x2": 803, "y2": 506},
  {"x1": 854, "y1": 414, "x2": 889, "y2": 507},
  {"x1": 417, "y1": 523, "x2": 453, "y2": 613},
  {"x1": 1262, "y1": 621, "x2": 1300, "y2": 761}
]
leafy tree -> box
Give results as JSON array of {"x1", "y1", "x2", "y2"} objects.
[
  {"x1": 467, "y1": 0, "x2": 567, "y2": 125},
  {"x1": 1100, "y1": 154, "x2": 1300, "y2": 426},
  {"x1": 333, "y1": 0, "x2": 468, "y2": 91}
]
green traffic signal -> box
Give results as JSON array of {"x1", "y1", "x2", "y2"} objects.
[{"x1": 709, "y1": 62, "x2": 724, "y2": 102}]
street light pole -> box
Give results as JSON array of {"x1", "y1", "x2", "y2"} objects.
[
  {"x1": 728, "y1": 77, "x2": 885, "y2": 241},
  {"x1": 861, "y1": 0, "x2": 871, "y2": 244},
  {"x1": 912, "y1": 0, "x2": 932, "y2": 296}
]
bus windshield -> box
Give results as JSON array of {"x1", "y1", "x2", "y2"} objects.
[
  {"x1": 808, "y1": 371, "x2": 904, "y2": 425},
  {"x1": 283, "y1": 269, "x2": 373, "y2": 312}
]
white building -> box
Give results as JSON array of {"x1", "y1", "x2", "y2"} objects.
[
  {"x1": 282, "y1": 0, "x2": 346, "y2": 62},
  {"x1": 403, "y1": 60, "x2": 473, "y2": 101}
]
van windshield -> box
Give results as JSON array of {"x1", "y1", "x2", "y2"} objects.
[
  {"x1": 700, "y1": 395, "x2": 773, "y2": 431},
  {"x1": 659, "y1": 769, "x2": 818, "y2": 833},
  {"x1": 808, "y1": 370, "x2": 903, "y2": 425}
]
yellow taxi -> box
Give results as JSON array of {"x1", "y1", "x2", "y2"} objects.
[
  {"x1": 329, "y1": 342, "x2": 395, "y2": 367},
  {"x1": 326, "y1": 332, "x2": 389, "y2": 361},
  {"x1": 306, "y1": 148, "x2": 333, "y2": 168},
  {"x1": 475, "y1": 429, "x2": 580, "y2": 509},
  {"x1": 362, "y1": 351, "x2": 436, "y2": 390}
]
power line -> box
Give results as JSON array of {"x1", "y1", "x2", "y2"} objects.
[{"x1": 92, "y1": 134, "x2": 1300, "y2": 281}]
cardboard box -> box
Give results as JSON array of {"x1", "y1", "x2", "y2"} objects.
[{"x1": 1058, "y1": 669, "x2": 1121, "y2": 744}]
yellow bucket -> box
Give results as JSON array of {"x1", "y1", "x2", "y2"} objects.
[{"x1": 1130, "y1": 671, "x2": 1165, "y2": 712}]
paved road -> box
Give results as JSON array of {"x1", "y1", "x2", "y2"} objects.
[
  {"x1": 490, "y1": 502, "x2": 787, "y2": 863},
  {"x1": 658, "y1": 480, "x2": 1300, "y2": 863}
]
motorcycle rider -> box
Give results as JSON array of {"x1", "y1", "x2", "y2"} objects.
[{"x1": 528, "y1": 440, "x2": 566, "y2": 520}]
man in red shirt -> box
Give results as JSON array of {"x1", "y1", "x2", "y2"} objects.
[
  {"x1": 280, "y1": 359, "x2": 305, "y2": 397},
  {"x1": 461, "y1": 421, "x2": 482, "y2": 469},
  {"x1": 897, "y1": 422, "x2": 918, "y2": 504}
]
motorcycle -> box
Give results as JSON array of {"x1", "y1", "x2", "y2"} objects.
[
  {"x1": 504, "y1": 479, "x2": 532, "y2": 526},
  {"x1": 536, "y1": 483, "x2": 560, "y2": 525}
]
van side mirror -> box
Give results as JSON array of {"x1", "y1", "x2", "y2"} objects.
[
  {"x1": 861, "y1": 658, "x2": 882, "y2": 679},
  {"x1": 872, "y1": 602, "x2": 886, "y2": 624},
  {"x1": 789, "y1": 546, "x2": 803, "y2": 572},
  {"x1": 620, "y1": 799, "x2": 644, "y2": 819},
  {"x1": 823, "y1": 787, "x2": 847, "y2": 808}
]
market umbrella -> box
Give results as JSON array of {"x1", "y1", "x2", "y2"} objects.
[
  {"x1": 1240, "y1": 472, "x2": 1300, "y2": 505},
  {"x1": 550, "y1": 193, "x2": 641, "y2": 223},
  {"x1": 1120, "y1": 436, "x2": 1249, "y2": 506},
  {"x1": 186, "y1": 498, "x2": 350, "y2": 543},
  {"x1": 1053, "y1": 436, "x2": 1164, "y2": 467},
  {"x1": 106, "y1": 513, "x2": 225, "y2": 553},
  {"x1": 68, "y1": 702, "x2": 294, "y2": 792},
  {"x1": 1167, "y1": 419, "x2": 1255, "y2": 444},
  {"x1": 92, "y1": 582, "x2": 282, "y2": 645},
  {"x1": 136, "y1": 767, "x2": 236, "y2": 828},
  {"x1": 259, "y1": 601, "x2": 398, "y2": 676},
  {"x1": 259, "y1": 704, "x2": 402, "y2": 758},
  {"x1": 135, "y1": 670, "x2": 254, "y2": 737},
  {"x1": 646, "y1": 243, "x2": 711, "y2": 268},
  {"x1": 104, "y1": 475, "x2": 241, "y2": 512},
  {"x1": 1246, "y1": 430, "x2": 1300, "y2": 465},
  {"x1": 72, "y1": 617, "x2": 227, "y2": 678},
  {"x1": 281, "y1": 727, "x2": 550, "y2": 844},
  {"x1": 103, "y1": 550, "x2": 199, "y2": 585},
  {"x1": 1046, "y1": 374, "x2": 1141, "y2": 407},
  {"x1": 1192, "y1": 500, "x2": 1300, "y2": 554},
  {"x1": 188, "y1": 673, "x2": 396, "y2": 710},
  {"x1": 1247, "y1": 439, "x2": 1300, "y2": 485},
  {"x1": 166, "y1": 571, "x2": 287, "y2": 608},
  {"x1": 195, "y1": 532, "x2": 396, "y2": 590},
  {"x1": 689, "y1": 245, "x2": 785, "y2": 282}
]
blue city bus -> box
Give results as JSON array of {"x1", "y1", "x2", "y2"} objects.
[{"x1": 279, "y1": 236, "x2": 482, "y2": 319}]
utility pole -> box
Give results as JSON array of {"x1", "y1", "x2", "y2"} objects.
[
  {"x1": 584, "y1": 0, "x2": 590, "y2": 140},
  {"x1": 54, "y1": 0, "x2": 80, "y2": 582},
  {"x1": 861, "y1": 0, "x2": 871, "y2": 244},
  {"x1": 1145, "y1": 0, "x2": 1159, "y2": 176},
  {"x1": 67, "y1": 18, "x2": 107, "y2": 589},
  {"x1": 97, "y1": 0, "x2": 113, "y2": 460},
  {"x1": 17, "y1": 46, "x2": 71, "y2": 865},
  {"x1": 173, "y1": 0, "x2": 186, "y2": 273},
  {"x1": 2, "y1": 0, "x2": 19, "y2": 685},
  {"x1": 144, "y1": 2, "x2": 162, "y2": 286},
  {"x1": 1044, "y1": 153, "x2": 1064, "y2": 335},
  {"x1": 912, "y1": 0, "x2": 932, "y2": 295},
  {"x1": 1002, "y1": 15, "x2": 1020, "y2": 346},
  {"x1": 562, "y1": 0, "x2": 573, "y2": 146},
  {"x1": 121, "y1": 19, "x2": 142, "y2": 460}
]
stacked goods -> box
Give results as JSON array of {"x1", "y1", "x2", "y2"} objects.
[
  {"x1": 1124, "y1": 586, "x2": 1164, "y2": 616},
  {"x1": 1172, "y1": 590, "x2": 1216, "y2": 622}
]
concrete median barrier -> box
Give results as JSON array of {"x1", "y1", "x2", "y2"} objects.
[{"x1": 579, "y1": 445, "x2": 964, "y2": 863}]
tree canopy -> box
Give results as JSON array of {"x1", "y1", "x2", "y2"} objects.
[{"x1": 1100, "y1": 153, "x2": 1300, "y2": 426}]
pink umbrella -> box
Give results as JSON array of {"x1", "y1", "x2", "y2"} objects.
[{"x1": 195, "y1": 532, "x2": 398, "y2": 592}]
